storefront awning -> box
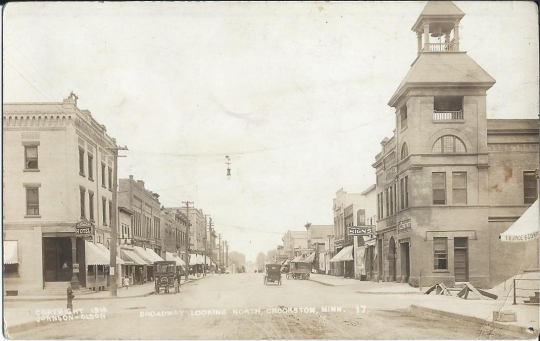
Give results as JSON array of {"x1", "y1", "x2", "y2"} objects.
[
  {"x1": 291, "y1": 255, "x2": 303, "y2": 263},
  {"x1": 85, "y1": 241, "x2": 110, "y2": 266},
  {"x1": 363, "y1": 236, "x2": 377, "y2": 246},
  {"x1": 303, "y1": 252, "x2": 315, "y2": 263},
  {"x1": 133, "y1": 246, "x2": 155, "y2": 264},
  {"x1": 500, "y1": 200, "x2": 539, "y2": 242},
  {"x1": 197, "y1": 254, "x2": 205, "y2": 265},
  {"x1": 145, "y1": 248, "x2": 165, "y2": 262},
  {"x1": 3, "y1": 241, "x2": 19, "y2": 264},
  {"x1": 330, "y1": 245, "x2": 354, "y2": 262},
  {"x1": 189, "y1": 254, "x2": 198, "y2": 266},
  {"x1": 121, "y1": 249, "x2": 149, "y2": 265},
  {"x1": 165, "y1": 252, "x2": 186, "y2": 266},
  {"x1": 95, "y1": 243, "x2": 125, "y2": 265}
]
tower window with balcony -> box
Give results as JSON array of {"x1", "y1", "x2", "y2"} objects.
[
  {"x1": 433, "y1": 96, "x2": 463, "y2": 121},
  {"x1": 432, "y1": 135, "x2": 466, "y2": 153}
]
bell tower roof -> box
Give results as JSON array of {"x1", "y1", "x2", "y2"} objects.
[{"x1": 412, "y1": 1, "x2": 465, "y2": 32}]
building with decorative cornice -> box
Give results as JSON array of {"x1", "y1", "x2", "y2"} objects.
[
  {"x1": 374, "y1": 1, "x2": 539, "y2": 289},
  {"x1": 3, "y1": 94, "x2": 119, "y2": 294}
]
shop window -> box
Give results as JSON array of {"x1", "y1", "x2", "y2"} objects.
[
  {"x1": 432, "y1": 173, "x2": 446, "y2": 205},
  {"x1": 433, "y1": 237, "x2": 448, "y2": 270},
  {"x1": 25, "y1": 146, "x2": 39, "y2": 170},
  {"x1": 26, "y1": 187, "x2": 40, "y2": 216},
  {"x1": 98, "y1": 265, "x2": 104, "y2": 275},
  {"x1": 432, "y1": 135, "x2": 466, "y2": 153},
  {"x1": 87, "y1": 265, "x2": 95, "y2": 275},
  {"x1": 452, "y1": 172, "x2": 467, "y2": 205},
  {"x1": 524, "y1": 171, "x2": 538, "y2": 204}
]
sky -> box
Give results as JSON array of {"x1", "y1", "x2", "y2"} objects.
[{"x1": 3, "y1": 1, "x2": 539, "y2": 262}]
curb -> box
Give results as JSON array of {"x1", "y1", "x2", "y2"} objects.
[
  {"x1": 308, "y1": 279, "x2": 336, "y2": 287},
  {"x1": 3, "y1": 276, "x2": 212, "y2": 303},
  {"x1": 410, "y1": 304, "x2": 538, "y2": 336}
]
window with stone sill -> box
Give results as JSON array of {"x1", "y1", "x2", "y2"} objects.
[
  {"x1": 25, "y1": 146, "x2": 39, "y2": 170},
  {"x1": 3, "y1": 264, "x2": 19, "y2": 276},
  {"x1": 433, "y1": 237, "x2": 448, "y2": 270},
  {"x1": 26, "y1": 187, "x2": 39, "y2": 216}
]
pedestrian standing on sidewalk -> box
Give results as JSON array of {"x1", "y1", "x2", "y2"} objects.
[
  {"x1": 174, "y1": 274, "x2": 179, "y2": 294},
  {"x1": 123, "y1": 275, "x2": 130, "y2": 290},
  {"x1": 139, "y1": 268, "x2": 144, "y2": 285}
]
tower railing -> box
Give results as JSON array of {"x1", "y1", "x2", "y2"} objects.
[
  {"x1": 433, "y1": 110, "x2": 463, "y2": 121},
  {"x1": 429, "y1": 42, "x2": 456, "y2": 52}
]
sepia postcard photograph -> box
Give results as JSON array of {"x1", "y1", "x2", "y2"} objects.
[{"x1": 2, "y1": 1, "x2": 539, "y2": 339}]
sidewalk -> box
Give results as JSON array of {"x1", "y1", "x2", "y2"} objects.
[
  {"x1": 4, "y1": 274, "x2": 212, "y2": 302},
  {"x1": 3, "y1": 274, "x2": 214, "y2": 335},
  {"x1": 309, "y1": 273, "x2": 421, "y2": 294},
  {"x1": 411, "y1": 294, "x2": 539, "y2": 335}
]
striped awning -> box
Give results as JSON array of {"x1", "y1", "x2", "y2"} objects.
[
  {"x1": 3, "y1": 241, "x2": 19, "y2": 264},
  {"x1": 85, "y1": 241, "x2": 110, "y2": 266},
  {"x1": 133, "y1": 246, "x2": 155, "y2": 264},
  {"x1": 145, "y1": 248, "x2": 165, "y2": 262},
  {"x1": 303, "y1": 252, "x2": 315, "y2": 263},
  {"x1": 95, "y1": 243, "x2": 125, "y2": 265},
  {"x1": 165, "y1": 252, "x2": 186, "y2": 266},
  {"x1": 291, "y1": 255, "x2": 303, "y2": 263},
  {"x1": 330, "y1": 245, "x2": 354, "y2": 262},
  {"x1": 121, "y1": 249, "x2": 149, "y2": 265}
]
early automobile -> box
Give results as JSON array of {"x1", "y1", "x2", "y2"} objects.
[
  {"x1": 290, "y1": 261, "x2": 311, "y2": 280},
  {"x1": 153, "y1": 261, "x2": 178, "y2": 294},
  {"x1": 263, "y1": 263, "x2": 282, "y2": 285}
]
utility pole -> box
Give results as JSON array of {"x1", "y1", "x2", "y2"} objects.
[
  {"x1": 209, "y1": 217, "x2": 214, "y2": 273},
  {"x1": 218, "y1": 234, "x2": 222, "y2": 270},
  {"x1": 204, "y1": 214, "x2": 210, "y2": 276},
  {"x1": 107, "y1": 145, "x2": 128, "y2": 297},
  {"x1": 225, "y1": 241, "x2": 229, "y2": 269},
  {"x1": 182, "y1": 201, "x2": 193, "y2": 281}
]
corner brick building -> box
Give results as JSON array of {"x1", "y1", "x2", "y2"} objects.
[{"x1": 373, "y1": 1, "x2": 539, "y2": 288}]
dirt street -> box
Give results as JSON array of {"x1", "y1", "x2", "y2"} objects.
[{"x1": 8, "y1": 273, "x2": 529, "y2": 339}]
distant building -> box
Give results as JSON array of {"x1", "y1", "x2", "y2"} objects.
[
  {"x1": 161, "y1": 207, "x2": 189, "y2": 264},
  {"x1": 374, "y1": 1, "x2": 539, "y2": 288},
  {"x1": 332, "y1": 188, "x2": 365, "y2": 278},
  {"x1": 281, "y1": 230, "x2": 308, "y2": 259},
  {"x1": 3, "y1": 95, "x2": 118, "y2": 294},
  {"x1": 304, "y1": 223, "x2": 333, "y2": 274}
]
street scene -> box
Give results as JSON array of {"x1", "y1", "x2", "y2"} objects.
[{"x1": 2, "y1": 1, "x2": 540, "y2": 340}]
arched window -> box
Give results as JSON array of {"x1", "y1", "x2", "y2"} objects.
[
  {"x1": 432, "y1": 135, "x2": 466, "y2": 153},
  {"x1": 401, "y1": 143, "x2": 409, "y2": 159}
]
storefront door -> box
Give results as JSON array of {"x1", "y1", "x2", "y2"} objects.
[
  {"x1": 400, "y1": 242, "x2": 410, "y2": 282},
  {"x1": 43, "y1": 237, "x2": 72, "y2": 282},
  {"x1": 388, "y1": 237, "x2": 396, "y2": 281}
]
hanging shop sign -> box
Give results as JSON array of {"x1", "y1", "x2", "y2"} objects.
[
  {"x1": 76, "y1": 220, "x2": 94, "y2": 236},
  {"x1": 348, "y1": 226, "x2": 375, "y2": 236}
]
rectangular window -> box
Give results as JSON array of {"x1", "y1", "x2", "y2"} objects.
[
  {"x1": 405, "y1": 176, "x2": 409, "y2": 208},
  {"x1": 385, "y1": 189, "x2": 389, "y2": 217},
  {"x1": 108, "y1": 167, "x2": 113, "y2": 190},
  {"x1": 25, "y1": 146, "x2": 38, "y2": 170},
  {"x1": 433, "y1": 173, "x2": 446, "y2": 205},
  {"x1": 88, "y1": 154, "x2": 93, "y2": 181},
  {"x1": 79, "y1": 149, "x2": 85, "y2": 176},
  {"x1": 452, "y1": 172, "x2": 467, "y2": 205},
  {"x1": 389, "y1": 187, "x2": 394, "y2": 216},
  {"x1": 80, "y1": 188, "x2": 86, "y2": 218},
  {"x1": 102, "y1": 198, "x2": 107, "y2": 225},
  {"x1": 433, "y1": 237, "x2": 448, "y2": 270},
  {"x1": 101, "y1": 163, "x2": 106, "y2": 187},
  {"x1": 524, "y1": 171, "x2": 538, "y2": 204},
  {"x1": 26, "y1": 188, "x2": 39, "y2": 216},
  {"x1": 400, "y1": 178, "x2": 405, "y2": 210},
  {"x1": 400, "y1": 105, "x2": 408, "y2": 127},
  {"x1": 89, "y1": 192, "x2": 94, "y2": 221}
]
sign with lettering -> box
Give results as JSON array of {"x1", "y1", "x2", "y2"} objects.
[
  {"x1": 397, "y1": 219, "x2": 412, "y2": 233},
  {"x1": 348, "y1": 226, "x2": 375, "y2": 236},
  {"x1": 73, "y1": 263, "x2": 80, "y2": 274},
  {"x1": 76, "y1": 220, "x2": 93, "y2": 236}
]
